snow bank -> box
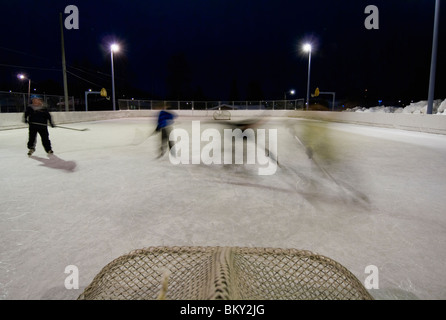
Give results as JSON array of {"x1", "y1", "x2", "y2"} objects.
[{"x1": 345, "y1": 99, "x2": 446, "y2": 115}]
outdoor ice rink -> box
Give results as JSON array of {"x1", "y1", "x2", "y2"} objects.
[{"x1": 1, "y1": 116, "x2": 446, "y2": 300}]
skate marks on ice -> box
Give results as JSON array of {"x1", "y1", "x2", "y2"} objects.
[
  {"x1": 30, "y1": 154, "x2": 77, "y2": 172},
  {"x1": 181, "y1": 151, "x2": 370, "y2": 213},
  {"x1": 280, "y1": 119, "x2": 371, "y2": 210},
  {"x1": 281, "y1": 164, "x2": 371, "y2": 211},
  {"x1": 156, "y1": 117, "x2": 370, "y2": 211},
  {"x1": 200, "y1": 166, "x2": 296, "y2": 194},
  {"x1": 131, "y1": 126, "x2": 157, "y2": 146}
]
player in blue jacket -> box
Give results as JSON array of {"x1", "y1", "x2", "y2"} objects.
[{"x1": 156, "y1": 108, "x2": 177, "y2": 158}]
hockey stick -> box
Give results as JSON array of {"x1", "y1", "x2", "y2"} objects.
[
  {"x1": 131, "y1": 127, "x2": 157, "y2": 145},
  {"x1": 29, "y1": 122, "x2": 89, "y2": 131},
  {"x1": 294, "y1": 134, "x2": 338, "y2": 184},
  {"x1": 55, "y1": 125, "x2": 89, "y2": 131},
  {"x1": 293, "y1": 132, "x2": 369, "y2": 204}
]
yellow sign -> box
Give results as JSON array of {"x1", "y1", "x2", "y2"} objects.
[
  {"x1": 100, "y1": 88, "x2": 107, "y2": 97},
  {"x1": 314, "y1": 87, "x2": 320, "y2": 97}
]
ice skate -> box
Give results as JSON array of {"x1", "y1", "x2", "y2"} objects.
[{"x1": 27, "y1": 148, "x2": 35, "y2": 156}]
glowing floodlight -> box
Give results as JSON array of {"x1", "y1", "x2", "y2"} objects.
[
  {"x1": 303, "y1": 43, "x2": 312, "y2": 53},
  {"x1": 110, "y1": 43, "x2": 120, "y2": 111},
  {"x1": 302, "y1": 43, "x2": 313, "y2": 110},
  {"x1": 110, "y1": 43, "x2": 120, "y2": 52}
]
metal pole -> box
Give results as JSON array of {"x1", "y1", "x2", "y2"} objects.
[
  {"x1": 320, "y1": 92, "x2": 336, "y2": 111},
  {"x1": 333, "y1": 92, "x2": 335, "y2": 111},
  {"x1": 111, "y1": 50, "x2": 116, "y2": 111},
  {"x1": 59, "y1": 13, "x2": 70, "y2": 112},
  {"x1": 27, "y1": 79, "x2": 31, "y2": 105},
  {"x1": 306, "y1": 50, "x2": 312, "y2": 110},
  {"x1": 85, "y1": 91, "x2": 101, "y2": 111},
  {"x1": 427, "y1": 0, "x2": 440, "y2": 114}
]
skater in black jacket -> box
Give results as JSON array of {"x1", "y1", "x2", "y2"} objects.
[{"x1": 23, "y1": 94, "x2": 55, "y2": 156}]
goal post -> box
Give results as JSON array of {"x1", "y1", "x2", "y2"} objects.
[{"x1": 213, "y1": 110, "x2": 231, "y2": 120}]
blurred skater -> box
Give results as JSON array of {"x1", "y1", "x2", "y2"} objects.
[
  {"x1": 23, "y1": 94, "x2": 55, "y2": 156},
  {"x1": 298, "y1": 121, "x2": 336, "y2": 165},
  {"x1": 155, "y1": 107, "x2": 177, "y2": 158},
  {"x1": 215, "y1": 117, "x2": 278, "y2": 165}
]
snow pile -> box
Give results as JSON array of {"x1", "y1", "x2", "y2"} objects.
[
  {"x1": 438, "y1": 99, "x2": 446, "y2": 114},
  {"x1": 346, "y1": 106, "x2": 402, "y2": 113},
  {"x1": 344, "y1": 99, "x2": 446, "y2": 115}
]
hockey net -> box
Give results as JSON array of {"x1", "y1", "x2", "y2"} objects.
[
  {"x1": 78, "y1": 246, "x2": 373, "y2": 300},
  {"x1": 213, "y1": 109, "x2": 231, "y2": 120}
]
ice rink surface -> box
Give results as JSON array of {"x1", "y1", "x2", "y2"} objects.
[{"x1": 1, "y1": 116, "x2": 446, "y2": 300}]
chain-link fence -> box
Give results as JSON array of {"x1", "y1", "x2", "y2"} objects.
[
  {"x1": 117, "y1": 99, "x2": 306, "y2": 111},
  {"x1": 0, "y1": 91, "x2": 76, "y2": 112},
  {"x1": 1, "y1": 91, "x2": 306, "y2": 113}
]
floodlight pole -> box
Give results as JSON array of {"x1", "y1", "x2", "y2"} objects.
[
  {"x1": 26, "y1": 79, "x2": 31, "y2": 105},
  {"x1": 306, "y1": 49, "x2": 312, "y2": 111},
  {"x1": 284, "y1": 90, "x2": 295, "y2": 109},
  {"x1": 427, "y1": 0, "x2": 440, "y2": 114},
  {"x1": 85, "y1": 91, "x2": 102, "y2": 111},
  {"x1": 320, "y1": 92, "x2": 336, "y2": 111},
  {"x1": 59, "y1": 13, "x2": 70, "y2": 111},
  {"x1": 111, "y1": 49, "x2": 116, "y2": 111},
  {"x1": 18, "y1": 74, "x2": 31, "y2": 107}
]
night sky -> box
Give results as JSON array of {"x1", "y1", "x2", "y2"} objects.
[{"x1": 0, "y1": 0, "x2": 444, "y2": 107}]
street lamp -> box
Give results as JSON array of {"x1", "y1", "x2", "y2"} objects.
[
  {"x1": 110, "y1": 43, "x2": 120, "y2": 111},
  {"x1": 284, "y1": 89, "x2": 295, "y2": 109},
  {"x1": 17, "y1": 74, "x2": 31, "y2": 106},
  {"x1": 303, "y1": 43, "x2": 312, "y2": 110},
  {"x1": 427, "y1": 0, "x2": 440, "y2": 114}
]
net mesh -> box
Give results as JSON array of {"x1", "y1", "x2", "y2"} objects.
[
  {"x1": 78, "y1": 246, "x2": 373, "y2": 300},
  {"x1": 213, "y1": 110, "x2": 231, "y2": 120}
]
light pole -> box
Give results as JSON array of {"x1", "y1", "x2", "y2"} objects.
[
  {"x1": 284, "y1": 89, "x2": 295, "y2": 109},
  {"x1": 303, "y1": 43, "x2": 312, "y2": 111},
  {"x1": 427, "y1": 0, "x2": 440, "y2": 114},
  {"x1": 110, "y1": 43, "x2": 119, "y2": 111},
  {"x1": 18, "y1": 74, "x2": 31, "y2": 106}
]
